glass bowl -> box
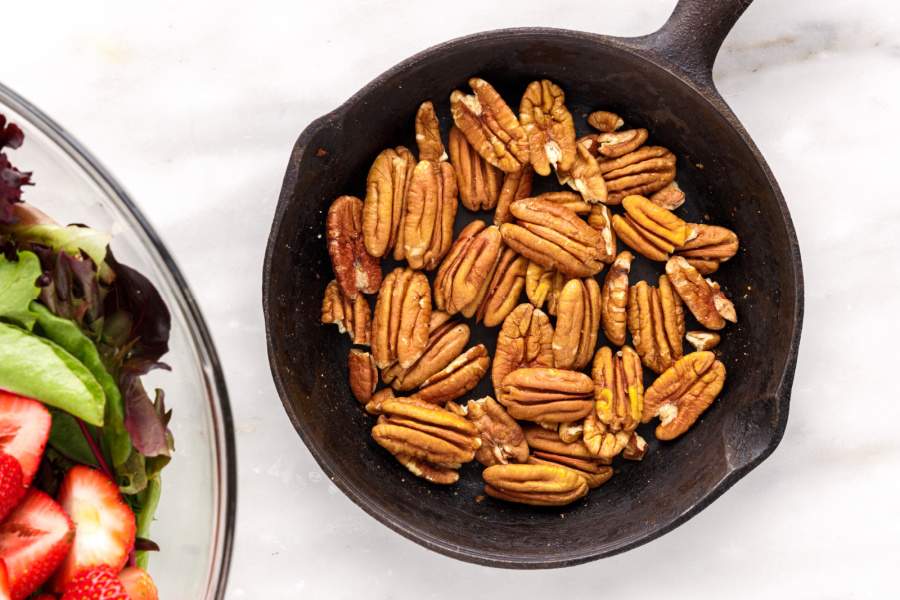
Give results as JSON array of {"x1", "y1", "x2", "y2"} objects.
[{"x1": 0, "y1": 82, "x2": 236, "y2": 597}]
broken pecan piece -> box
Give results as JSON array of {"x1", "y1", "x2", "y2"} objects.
[
  {"x1": 450, "y1": 78, "x2": 529, "y2": 173},
  {"x1": 415, "y1": 101, "x2": 447, "y2": 162},
  {"x1": 500, "y1": 198, "x2": 606, "y2": 277},
  {"x1": 448, "y1": 125, "x2": 502, "y2": 211},
  {"x1": 434, "y1": 220, "x2": 503, "y2": 317},
  {"x1": 483, "y1": 463, "x2": 588, "y2": 506},
  {"x1": 498, "y1": 368, "x2": 594, "y2": 424},
  {"x1": 551, "y1": 278, "x2": 601, "y2": 370},
  {"x1": 371, "y1": 268, "x2": 432, "y2": 369},
  {"x1": 363, "y1": 147, "x2": 415, "y2": 257},
  {"x1": 348, "y1": 349, "x2": 378, "y2": 404},
  {"x1": 412, "y1": 344, "x2": 490, "y2": 405},
  {"x1": 600, "y1": 251, "x2": 632, "y2": 346},
  {"x1": 587, "y1": 203, "x2": 617, "y2": 261},
  {"x1": 476, "y1": 247, "x2": 527, "y2": 327},
  {"x1": 492, "y1": 303, "x2": 554, "y2": 395},
  {"x1": 557, "y1": 141, "x2": 608, "y2": 204},
  {"x1": 676, "y1": 224, "x2": 739, "y2": 274},
  {"x1": 523, "y1": 426, "x2": 612, "y2": 488},
  {"x1": 321, "y1": 279, "x2": 371, "y2": 345},
  {"x1": 584, "y1": 346, "x2": 643, "y2": 460},
  {"x1": 326, "y1": 195, "x2": 382, "y2": 299},
  {"x1": 627, "y1": 277, "x2": 685, "y2": 374},
  {"x1": 622, "y1": 432, "x2": 648, "y2": 461},
  {"x1": 372, "y1": 397, "x2": 481, "y2": 484},
  {"x1": 519, "y1": 79, "x2": 576, "y2": 176},
  {"x1": 587, "y1": 110, "x2": 624, "y2": 133},
  {"x1": 612, "y1": 194, "x2": 694, "y2": 261},
  {"x1": 599, "y1": 146, "x2": 676, "y2": 204},
  {"x1": 524, "y1": 261, "x2": 566, "y2": 315},
  {"x1": 642, "y1": 351, "x2": 726, "y2": 440},
  {"x1": 686, "y1": 330, "x2": 721, "y2": 351},
  {"x1": 665, "y1": 256, "x2": 737, "y2": 330},
  {"x1": 493, "y1": 166, "x2": 533, "y2": 225},
  {"x1": 381, "y1": 314, "x2": 470, "y2": 391},
  {"x1": 649, "y1": 181, "x2": 685, "y2": 210},
  {"x1": 402, "y1": 160, "x2": 459, "y2": 269},
  {"x1": 466, "y1": 396, "x2": 529, "y2": 466},
  {"x1": 584, "y1": 128, "x2": 649, "y2": 159}
]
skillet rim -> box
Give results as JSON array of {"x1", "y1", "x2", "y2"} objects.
[{"x1": 263, "y1": 26, "x2": 804, "y2": 568}]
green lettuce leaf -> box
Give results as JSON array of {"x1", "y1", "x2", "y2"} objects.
[
  {"x1": 135, "y1": 475, "x2": 161, "y2": 570},
  {"x1": 48, "y1": 410, "x2": 99, "y2": 467},
  {"x1": 0, "y1": 251, "x2": 41, "y2": 328},
  {"x1": 0, "y1": 322, "x2": 105, "y2": 425},
  {"x1": 6, "y1": 222, "x2": 110, "y2": 268}
]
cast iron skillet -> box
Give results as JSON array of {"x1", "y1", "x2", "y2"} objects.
[{"x1": 263, "y1": 0, "x2": 803, "y2": 568}]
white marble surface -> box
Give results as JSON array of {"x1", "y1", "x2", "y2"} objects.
[{"x1": 3, "y1": 0, "x2": 899, "y2": 596}]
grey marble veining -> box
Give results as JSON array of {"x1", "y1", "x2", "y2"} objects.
[{"x1": 1, "y1": 0, "x2": 898, "y2": 597}]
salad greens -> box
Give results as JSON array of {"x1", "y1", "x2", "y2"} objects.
[{"x1": 0, "y1": 114, "x2": 174, "y2": 566}]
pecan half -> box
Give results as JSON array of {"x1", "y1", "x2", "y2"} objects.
[
  {"x1": 557, "y1": 142, "x2": 608, "y2": 204},
  {"x1": 476, "y1": 247, "x2": 527, "y2": 327},
  {"x1": 348, "y1": 349, "x2": 377, "y2": 404},
  {"x1": 584, "y1": 346, "x2": 643, "y2": 459},
  {"x1": 450, "y1": 78, "x2": 529, "y2": 173},
  {"x1": 448, "y1": 125, "x2": 501, "y2": 211},
  {"x1": 686, "y1": 330, "x2": 721, "y2": 351},
  {"x1": 524, "y1": 261, "x2": 566, "y2": 315},
  {"x1": 649, "y1": 181, "x2": 685, "y2": 210},
  {"x1": 493, "y1": 166, "x2": 533, "y2": 225},
  {"x1": 519, "y1": 80, "x2": 576, "y2": 176},
  {"x1": 500, "y1": 198, "x2": 606, "y2": 277},
  {"x1": 612, "y1": 195, "x2": 694, "y2": 261},
  {"x1": 587, "y1": 110, "x2": 624, "y2": 133},
  {"x1": 415, "y1": 101, "x2": 447, "y2": 162},
  {"x1": 600, "y1": 251, "x2": 632, "y2": 346},
  {"x1": 523, "y1": 426, "x2": 612, "y2": 488},
  {"x1": 642, "y1": 351, "x2": 726, "y2": 440},
  {"x1": 321, "y1": 280, "x2": 371, "y2": 345},
  {"x1": 363, "y1": 147, "x2": 415, "y2": 257},
  {"x1": 381, "y1": 314, "x2": 470, "y2": 391},
  {"x1": 326, "y1": 195, "x2": 382, "y2": 299},
  {"x1": 372, "y1": 397, "x2": 481, "y2": 484},
  {"x1": 599, "y1": 146, "x2": 676, "y2": 204},
  {"x1": 665, "y1": 256, "x2": 737, "y2": 330},
  {"x1": 371, "y1": 268, "x2": 432, "y2": 369},
  {"x1": 587, "y1": 204, "x2": 617, "y2": 261},
  {"x1": 483, "y1": 463, "x2": 588, "y2": 506},
  {"x1": 498, "y1": 368, "x2": 594, "y2": 424},
  {"x1": 492, "y1": 303, "x2": 554, "y2": 395},
  {"x1": 402, "y1": 160, "x2": 459, "y2": 269},
  {"x1": 551, "y1": 278, "x2": 601, "y2": 370},
  {"x1": 627, "y1": 277, "x2": 685, "y2": 374},
  {"x1": 434, "y1": 220, "x2": 503, "y2": 317},
  {"x1": 582, "y1": 128, "x2": 648, "y2": 159},
  {"x1": 466, "y1": 396, "x2": 529, "y2": 466},
  {"x1": 412, "y1": 344, "x2": 490, "y2": 405},
  {"x1": 676, "y1": 224, "x2": 739, "y2": 275}
]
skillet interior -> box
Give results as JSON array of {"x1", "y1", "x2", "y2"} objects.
[{"x1": 264, "y1": 29, "x2": 801, "y2": 567}]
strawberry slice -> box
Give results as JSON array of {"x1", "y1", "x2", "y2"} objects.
[
  {"x1": 0, "y1": 455, "x2": 23, "y2": 523},
  {"x1": 0, "y1": 559, "x2": 10, "y2": 600},
  {"x1": 0, "y1": 490, "x2": 75, "y2": 600},
  {"x1": 61, "y1": 565, "x2": 128, "y2": 600},
  {"x1": 53, "y1": 466, "x2": 136, "y2": 592},
  {"x1": 119, "y1": 567, "x2": 158, "y2": 600},
  {"x1": 0, "y1": 392, "x2": 51, "y2": 487}
]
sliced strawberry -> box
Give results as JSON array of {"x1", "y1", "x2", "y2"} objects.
[
  {"x1": 0, "y1": 490, "x2": 74, "y2": 600},
  {"x1": 0, "y1": 559, "x2": 10, "y2": 600},
  {"x1": 0, "y1": 455, "x2": 23, "y2": 523},
  {"x1": 118, "y1": 567, "x2": 158, "y2": 600},
  {"x1": 53, "y1": 467, "x2": 136, "y2": 592},
  {"x1": 60, "y1": 565, "x2": 127, "y2": 600},
  {"x1": 0, "y1": 392, "x2": 52, "y2": 486}
]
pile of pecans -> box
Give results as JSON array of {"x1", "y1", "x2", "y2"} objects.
[{"x1": 321, "y1": 77, "x2": 738, "y2": 507}]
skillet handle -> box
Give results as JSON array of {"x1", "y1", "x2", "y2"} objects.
[{"x1": 631, "y1": 0, "x2": 753, "y2": 89}]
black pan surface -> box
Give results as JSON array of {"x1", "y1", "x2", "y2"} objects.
[{"x1": 263, "y1": 0, "x2": 803, "y2": 568}]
